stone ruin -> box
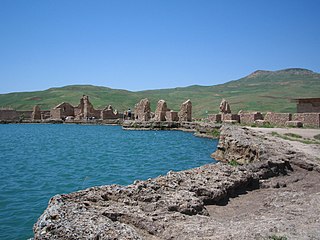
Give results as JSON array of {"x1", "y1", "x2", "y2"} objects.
[
  {"x1": 75, "y1": 95, "x2": 100, "y2": 120},
  {"x1": 154, "y1": 100, "x2": 168, "y2": 121},
  {"x1": 207, "y1": 98, "x2": 320, "y2": 128},
  {"x1": 49, "y1": 95, "x2": 120, "y2": 121},
  {"x1": 178, "y1": 99, "x2": 192, "y2": 122},
  {"x1": 101, "y1": 105, "x2": 119, "y2": 120},
  {"x1": 134, "y1": 98, "x2": 151, "y2": 121},
  {"x1": 31, "y1": 105, "x2": 41, "y2": 120},
  {"x1": 219, "y1": 98, "x2": 231, "y2": 114},
  {"x1": 133, "y1": 98, "x2": 192, "y2": 122}
]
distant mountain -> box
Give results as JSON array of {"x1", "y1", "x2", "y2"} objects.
[{"x1": 0, "y1": 68, "x2": 319, "y2": 117}]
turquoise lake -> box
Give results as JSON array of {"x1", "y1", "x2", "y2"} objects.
[{"x1": 0, "y1": 124, "x2": 218, "y2": 240}]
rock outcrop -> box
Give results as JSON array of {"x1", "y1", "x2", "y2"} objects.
[
  {"x1": 33, "y1": 125, "x2": 320, "y2": 239},
  {"x1": 178, "y1": 99, "x2": 192, "y2": 122}
]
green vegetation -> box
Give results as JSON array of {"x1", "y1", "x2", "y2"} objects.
[
  {"x1": 228, "y1": 159, "x2": 239, "y2": 166},
  {"x1": 315, "y1": 134, "x2": 320, "y2": 140},
  {"x1": 211, "y1": 129, "x2": 220, "y2": 138},
  {"x1": 284, "y1": 133, "x2": 302, "y2": 138},
  {"x1": 271, "y1": 132, "x2": 320, "y2": 145},
  {"x1": 1, "y1": 68, "x2": 319, "y2": 117},
  {"x1": 268, "y1": 235, "x2": 287, "y2": 240}
]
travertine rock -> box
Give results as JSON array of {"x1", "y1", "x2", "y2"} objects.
[
  {"x1": 134, "y1": 98, "x2": 151, "y2": 121},
  {"x1": 34, "y1": 125, "x2": 320, "y2": 240},
  {"x1": 178, "y1": 99, "x2": 192, "y2": 122}
]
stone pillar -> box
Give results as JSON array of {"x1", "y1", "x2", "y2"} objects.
[
  {"x1": 219, "y1": 99, "x2": 231, "y2": 114},
  {"x1": 154, "y1": 100, "x2": 168, "y2": 121},
  {"x1": 178, "y1": 99, "x2": 192, "y2": 122},
  {"x1": 134, "y1": 98, "x2": 151, "y2": 121},
  {"x1": 31, "y1": 105, "x2": 41, "y2": 120}
]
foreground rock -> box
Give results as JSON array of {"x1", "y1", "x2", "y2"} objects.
[{"x1": 34, "y1": 125, "x2": 320, "y2": 239}]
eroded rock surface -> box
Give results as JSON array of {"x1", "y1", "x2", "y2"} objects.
[{"x1": 34, "y1": 125, "x2": 320, "y2": 239}]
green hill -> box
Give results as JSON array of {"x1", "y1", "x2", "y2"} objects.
[{"x1": 0, "y1": 68, "x2": 319, "y2": 117}]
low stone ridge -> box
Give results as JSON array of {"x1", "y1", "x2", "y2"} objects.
[{"x1": 33, "y1": 125, "x2": 320, "y2": 239}]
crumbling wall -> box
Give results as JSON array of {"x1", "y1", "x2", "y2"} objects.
[
  {"x1": 293, "y1": 113, "x2": 320, "y2": 128},
  {"x1": 178, "y1": 99, "x2": 192, "y2": 122},
  {"x1": 134, "y1": 98, "x2": 151, "y2": 121},
  {"x1": 154, "y1": 100, "x2": 168, "y2": 121},
  {"x1": 0, "y1": 110, "x2": 19, "y2": 120},
  {"x1": 222, "y1": 114, "x2": 240, "y2": 122},
  {"x1": 239, "y1": 112, "x2": 263, "y2": 125},
  {"x1": 166, "y1": 111, "x2": 178, "y2": 121},
  {"x1": 208, "y1": 114, "x2": 222, "y2": 123},
  {"x1": 264, "y1": 112, "x2": 292, "y2": 126},
  {"x1": 32, "y1": 105, "x2": 41, "y2": 120}
]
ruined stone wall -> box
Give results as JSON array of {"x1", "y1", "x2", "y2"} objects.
[
  {"x1": 239, "y1": 112, "x2": 263, "y2": 125},
  {"x1": 0, "y1": 110, "x2": 19, "y2": 120},
  {"x1": 154, "y1": 100, "x2": 168, "y2": 121},
  {"x1": 222, "y1": 114, "x2": 240, "y2": 122},
  {"x1": 264, "y1": 112, "x2": 292, "y2": 126},
  {"x1": 208, "y1": 114, "x2": 222, "y2": 123},
  {"x1": 17, "y1": 111, "x2": 32, "y2": 119},
  {"x1": 50, "y1": 108, "x2": 62, "y2": 119},
  {"x1": 101, "y1": 109, "x2": 118, "y2": 120},
  {"x1": 178, "y1": 99, "x2": 192, "y2": 122},
  {"x1": 166, "y1": 111, "x2": 178, "y2": 121},
  {"x1": 297, "y1": 102, "x2": 320, "y2": 113},
  {"x1": 134, "y1": 98, "x2": 151, "y2": 121},
  {"x1": 293, "y1": 113, "x2": 320, "y2": 128}
]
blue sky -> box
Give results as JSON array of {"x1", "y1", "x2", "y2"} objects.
[{"x1": 0, "y1": 0, "x2": 319, "y2": 93}]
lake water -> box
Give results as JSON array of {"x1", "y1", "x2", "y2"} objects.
[{"x1": 0, "y1": 124, "x2": 217, "y2": 240}]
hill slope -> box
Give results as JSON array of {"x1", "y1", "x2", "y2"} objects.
[{"x1": 0, "y1": 68, "x2": 319, "y2": 117}]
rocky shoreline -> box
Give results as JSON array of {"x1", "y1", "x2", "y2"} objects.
[{"x1": 33, "y1": 125, "x2": 320, "y2": 239}]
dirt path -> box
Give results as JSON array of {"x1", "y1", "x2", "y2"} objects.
[{"x1": 248, "y1": 127, "x2": 320, "y2": 159}]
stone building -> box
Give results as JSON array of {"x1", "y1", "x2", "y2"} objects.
[
  {"x1": 101, "y1": 105, "x2": 119, "y2": 120},
  {"x1": 292, "y1": 98, "x2": 320, "y2": 113},
  {"x1": 50, "y1": 102, "x2": 75, "y2": 120}
]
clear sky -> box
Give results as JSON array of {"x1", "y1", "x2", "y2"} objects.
[{"x1": 0, "y1": 0, "x2": 319, "y2": 93}]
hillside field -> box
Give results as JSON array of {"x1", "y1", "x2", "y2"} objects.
[{"x1": 0, "y1": 68, "x2": 319, "y2": 117}]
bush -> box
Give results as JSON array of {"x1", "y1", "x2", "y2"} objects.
[{"x1": 211, "y1": 129, "x2": 220, "y2": 138}]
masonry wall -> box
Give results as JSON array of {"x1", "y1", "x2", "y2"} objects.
[
  {"x1": 222, "y1": 114, "x2": 240, "y2": 122},
  {"x1": 239, "y1": 112, "x2": 263, "y2": 125},
  {"x1": 50, "y1": 108, "x2": 62, "y2": 119},
  {"x1": 0, "y1": 110, "x2": 19, "y2": 120},
  {"x1": 166, "y1": 111, "x2": 179, "y2": 121},
  {"x1": 101, "y1": 110, "x2": 118, "y2": 120},
  {"x1": 264, "y1": 112, "x2": 292, "y2": 126},
  {"x1": 293, "y1": 113, "x2": 320, "y2": 128},
  {"x1": 208, "y1": 114, "x2": 222, "y2": 123},
  {"x1": 297, "y1": 102, "x2": 320, "y2": 113}
]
